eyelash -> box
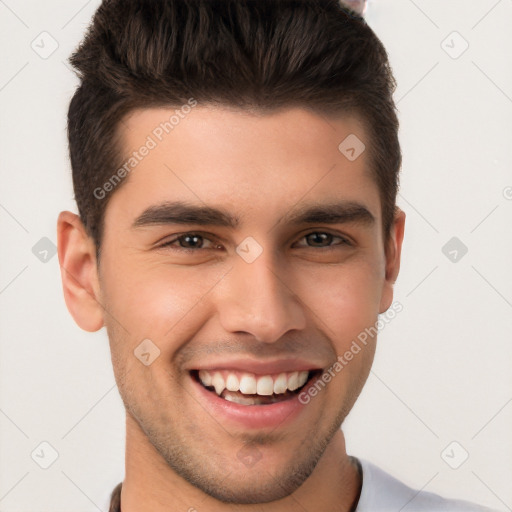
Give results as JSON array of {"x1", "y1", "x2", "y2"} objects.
[{"x1": 158, "y1": 231, "x2": 352, "y2": 251}]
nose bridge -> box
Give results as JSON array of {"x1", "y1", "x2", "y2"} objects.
[{"x1": 216, "y1": 251, "x2": 306, "y2": 343}]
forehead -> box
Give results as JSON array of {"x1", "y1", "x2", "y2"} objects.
[{"x1": 108, "y1": 105, "x2": 380, "y2": 227}]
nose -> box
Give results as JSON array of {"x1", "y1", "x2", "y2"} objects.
[{"x1": 215, "y1": 252, "x2": 307, "y2": 343}]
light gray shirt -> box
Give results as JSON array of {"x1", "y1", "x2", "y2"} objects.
[{"x1": 355, "y1": 458, "x2": 501, "y2": 512}]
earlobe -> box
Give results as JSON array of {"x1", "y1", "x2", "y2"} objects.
[
  {"x1": 379, "y1": 208, "x2": 406, "y2": 314},
  {"x1": 57, "y1": 211, "x2": 104, "y2": 332}
]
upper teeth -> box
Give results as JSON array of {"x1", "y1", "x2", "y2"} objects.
[{"x1": 198, "y1": 369, "x2": 310, "y2": 397}]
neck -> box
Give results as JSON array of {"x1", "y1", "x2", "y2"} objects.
[{"x1": 120, "y1": 415, "x2": 361, "y2": 512}]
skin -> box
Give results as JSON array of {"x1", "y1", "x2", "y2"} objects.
[{"x1": 57, "y1": 105, "x2": 405, "y2": 512}]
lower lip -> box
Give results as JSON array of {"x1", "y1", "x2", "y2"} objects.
[{"x1": 191, "y1": 373, "x2": 314, "y2": 430}]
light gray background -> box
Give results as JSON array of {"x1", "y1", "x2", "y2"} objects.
[{"x1": 1, "y1": 0, "x2": 511, "y2": 510}]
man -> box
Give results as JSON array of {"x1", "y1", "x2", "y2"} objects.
[{"x1": 57, "y1": 1, "x2": 499, "y2": 510}]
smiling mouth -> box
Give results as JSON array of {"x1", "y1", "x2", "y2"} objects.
[{"x1": 190, "y1": 369, "x2": 322, "y2": 405}]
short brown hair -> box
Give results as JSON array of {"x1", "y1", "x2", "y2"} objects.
[{"x1": 67, "y1": 0, "x2": 401, "y2": 254}]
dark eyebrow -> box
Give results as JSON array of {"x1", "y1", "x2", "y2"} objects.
[
  {"x1": 131, "y1": 201, "x2": 240, "y2": 229},
  {"x1": 131, "y1": 200, "x2": 375, "y2": 230},
  {"x1": 283, "y1": 200, "x2": 375, "y2": 227}
]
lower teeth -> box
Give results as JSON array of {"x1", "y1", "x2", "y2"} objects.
[{"x1": 220, "y1": 389, "x2": 294, "y2": 406}]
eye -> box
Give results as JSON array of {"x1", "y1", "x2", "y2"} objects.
[
  {"x1": 157, "y1": 231, "x2": 352, "y2": 253},
  {"x1": 294, "y1": 231, "x2": 352, "y2": 249},
  {"x1": 159, "y1": 233, "x2": 221, "y2": 251}
]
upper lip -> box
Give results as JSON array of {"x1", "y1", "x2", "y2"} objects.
[{"x1": 190, "y1": 358, "x2": 324, "y2": 375}]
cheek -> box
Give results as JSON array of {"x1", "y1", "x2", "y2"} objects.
[
  {"x1": 296, "y1": 258, "x2": 383, "y2": 342},
  {"x1": 299, "y1": 263, "x2": 380, "y2": 400},
  {"x1": 101, "y1": 257, "x2": 228, "y2": 348}
]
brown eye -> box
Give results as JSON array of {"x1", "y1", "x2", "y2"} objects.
[
  {"x1": 177, "y1": 234, "x2": 205, "y2": 249},
  {"x1": 159, "y1": 232, "x2": 222, "y2": 251},
  {"x1": 306, "y1": 232, "x2": 333, "y2": 247},
  {"x1": 296, "y1": 232, "x2": 351, "y2": 248}
]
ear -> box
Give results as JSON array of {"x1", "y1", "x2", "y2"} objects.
[
  {"x1": 379, "y1": 207, "x2": 406, "y2": 314},
  {"x1": 57, "y1": 211, "x2": 104, "y2": 332}
]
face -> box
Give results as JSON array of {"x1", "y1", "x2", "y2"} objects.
[{"x1": 66, "y1": 105, "x2": 404, "y2": 503}]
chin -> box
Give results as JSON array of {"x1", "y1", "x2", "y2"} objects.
[{"x1": 185, "y1": 467, "x2": 310, "y2": 505}]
